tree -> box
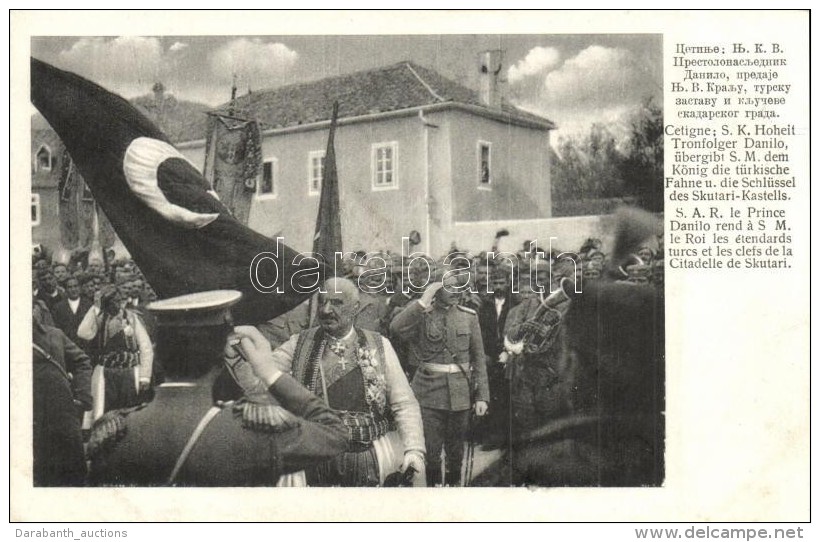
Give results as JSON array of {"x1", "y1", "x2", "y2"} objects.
[
  {"x1": 620, "y1": 97, "x2": 664, "y2": 212},
  {"x1": 551, "y1": 96, "x2": 664, "y2": 215},
  {"x1": 551, "y1": 124, "x2": 625, "y2": 209}
]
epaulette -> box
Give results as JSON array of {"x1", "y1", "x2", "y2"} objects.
[
  {"x1": 86, "y1": 404, "x2": 145, "y2": 460},
  {"x1": 457, "y1": 305, "x2": 477, "y2": 315},
  {"x1": 232, "y1": 400, "x2": 301, "y2": 433}
]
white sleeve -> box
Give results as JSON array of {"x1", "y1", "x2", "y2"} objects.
[
  {"x1": 382, "y1": 337, "x2": 426, "y2": 455},
  {"x1": 269, "y1": 332, "x2": 299, "y2": 375},
  {"x1": 133, "y1": 314, "x2": 154, "y2": 382},
  {"x1": 77, "y1": 305, "x2": 101, "y2": 341}
]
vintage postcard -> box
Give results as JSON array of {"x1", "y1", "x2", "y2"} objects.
[{"x1": 10, "y1": 10, "x2": 810, "y2": 522}]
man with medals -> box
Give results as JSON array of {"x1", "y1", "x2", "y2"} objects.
[{"x1": 264, "y1": 277, "x2": 426, "y2": 487}]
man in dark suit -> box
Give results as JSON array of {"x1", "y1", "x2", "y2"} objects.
[
  {"x1": 79, "y1": 273, "x2": 98, "y2": 300},
  {"x1": 476, "y1": 267, "x2": 518, "y2": 445},
  {"x1": 36, "y1": 269, "x2": 65, "y2": 311},
  {"x1": 51, "y1": 276, "x2": 93, "y2": 344},
  {"x1": 33, "y1": 317, "x2": 94, "y2": 486}
]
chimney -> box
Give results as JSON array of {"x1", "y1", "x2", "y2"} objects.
[
  {"x1": 478, "y1": 50, "x2": 503, "y2": 109},
  {"x1": 152, "y1": 82, "x2": 165, "y2": 106}
]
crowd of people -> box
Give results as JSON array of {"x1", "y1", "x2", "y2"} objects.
[{"x1": 31, "y1": 235, "x2": 664, "y2": 488}]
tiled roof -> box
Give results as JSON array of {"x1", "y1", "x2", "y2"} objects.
[
  {"x1": 210, "y1": 61, "x2": 554, "y2": 134},
  {"x1": 31, "y1": 62, "x2": 554, "y2": 146},
  {"x1": 131, "y1": 95, "x2": 210, "y2": 144}
]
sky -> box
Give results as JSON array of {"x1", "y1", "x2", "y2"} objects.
[{"x1": 31, "y1": 34, "x2": 662, "y2": 142}]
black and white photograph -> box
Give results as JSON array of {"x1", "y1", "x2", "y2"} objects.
[
  {"x1": 27, "y1": 30, "x2": 664, "y2": 490},
  {"x1": 11, "y1": 10, "x2": 809, "y2": 524}
]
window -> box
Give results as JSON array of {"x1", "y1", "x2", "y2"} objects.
[
  {"x1": 31, "y1": 194, "x2": 41, "y2": 226},
  {"x1": 257, "y1": 159, "x2": 277, "y2": 198},
  {"x1": 371, "y1": 142, "x2": 399, "y2": 190},
  {"x1": 308, "y1": 150, "x2": 325, "y2": 196},
  {"x1": 478, "y1": 141, "x2": 492, "y2": 188},
  {"x1": 35, "y1": 145, "x2": 52, "y2": 172}
]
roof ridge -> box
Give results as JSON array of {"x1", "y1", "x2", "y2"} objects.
[
  {"x1": 225, "y1": 61, "x2": 418, "y2": 109},
  {"x1": 203, "y1": 60, "x2": 554, "y2": 134},
  {"x1": 403, "y1": 62, "x2": 446, "y2": 103}
]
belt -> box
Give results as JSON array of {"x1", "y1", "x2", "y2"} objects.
[
  {"x1": 421, "y1": 362, "x2": 470, "y2": 374},
  {"x1": 339, "y1": 411, "x2": 394, "y2": 447}
]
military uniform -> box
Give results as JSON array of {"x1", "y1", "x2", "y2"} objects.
[
  {"x1": 87, "y1": 290, "x2": 349, "y2": 487},
  {"x1": 87, "y1": 367, "x2": 348, "y2": 486},
  {"x1": 390, "y1": 300, "x2": 489, "y2": 486},
  {"x1": 504, "y1": 292, "x2": 572, "y2": 439},
  {"x1": 33, "y1": 322, "x2": 93, "y2": 486},
  {"x1": 386, "y1": 291, "x2": 416, "y2": 318},
  {"x1": 474, "y1": 281, "x2": 665, "y2": 488},
  {"x1": 385, "y1": 290, "x2": 418, "y2": 376}
]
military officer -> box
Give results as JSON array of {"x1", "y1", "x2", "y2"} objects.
[
  {"x1": 390, "y1": 273, "x2": 489, "y2": 486},
  {"x1": 384, "y1": 260, "x2": 423, "y2": 378},
  {"x1": 503, "y1": 274, "x2": 574, "y2": 443},
  {"x1": 87, "y1": 291, "x2": 348, "y2": 487},
  {"x1": 33, "y1": 316, "x2": 93, "y2": 486}
]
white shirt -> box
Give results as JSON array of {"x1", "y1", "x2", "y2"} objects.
[
  {"x1": 494, "y1": 296, "x2": 506, "y2": 318},
  {"x1": 68, "y1": 297, "x2": 81, "y2": 314}
]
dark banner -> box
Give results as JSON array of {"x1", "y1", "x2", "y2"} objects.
[
  {"x1": 58, "y1": 151, "x2": 116, "y2": 251},
  {"x1": 203, "y1": 115, "x2": 262, "y2": 225},
  {"x1": 31, "y1": 57, "x2": 327, "y2": 324}
]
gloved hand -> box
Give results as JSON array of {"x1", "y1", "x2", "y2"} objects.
[
  {"x1": 418, "y1": 282, "x2": 444, "y2": 310},
  {"x1": 223, "y1": 350, "x2": 273, "y2": 403},
  {"x1": 226, "y1": 326, "x2": 281, "y2": 387},
  {"x1": 223, "y1": 327, "x2": 301, "y2": 434},
  {"x1": 401, "y1": 450, "x2": 425, "y2": 475}
]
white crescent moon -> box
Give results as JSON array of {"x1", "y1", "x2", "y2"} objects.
[{"x1": 123, "y1": 137, "x2": 219, "y2": 229}]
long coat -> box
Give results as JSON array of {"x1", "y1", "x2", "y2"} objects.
[
  {"x1": 88, "y1": 368, "x2": 348, "y2": 486},
  {"x1": 32, "y1": 323, "x2": 93, "y2": 486}
]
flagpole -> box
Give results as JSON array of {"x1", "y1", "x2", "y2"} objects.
[
  {"x1": 89, "y1": 201, "x2": 103, "y2": 265},
  {"x1": 310, "y1": 101, "x2": 342, "y2": 327}
]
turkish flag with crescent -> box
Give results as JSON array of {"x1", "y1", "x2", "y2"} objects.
[{"x1": 31, "y1": 57, "x2": 327, "y2": 324}]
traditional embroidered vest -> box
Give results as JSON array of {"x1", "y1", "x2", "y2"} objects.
[
  {"x1": 97, "y1": 311, "x2": 141, "y2": 369},
  {"x1": 292, "y1": 327, "x2": 394, "y2": 447}
]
